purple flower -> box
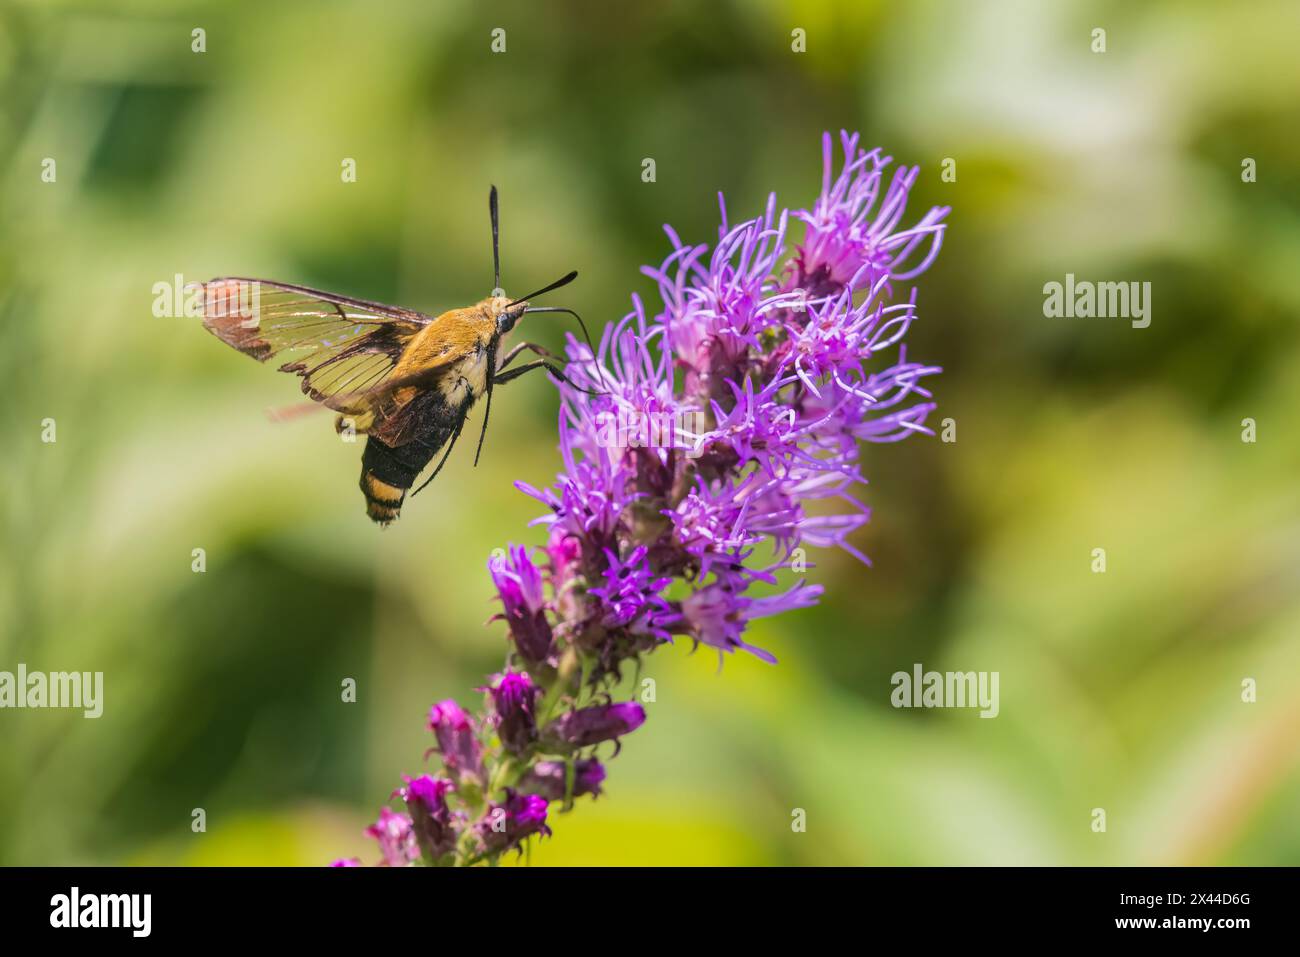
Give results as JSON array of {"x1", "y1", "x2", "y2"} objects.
[
  {"x1": 329, "y1": 858, "x2": 361, "y2": 867},
  {"x1": 485, "y1": 671, "x2": 539, "y2": 753},
  {"x1": 587, "y1": 545, "x2": 673, "y2": 635},
  {"x1": 518, "y1": 759, "x2": 606, "y2": 801},
  {"x1": 394, "y1": 774, "x2": 458, "y2": 861},
  {"x1": 678, "y1": 577, "x2": 823, "y2": 664},
  {"x1": 547, "y1": 527, "x2": 583, "y2": 579},
  {"x1": 427, "y1": 700, "x2": 483, "y2": 784},
  {"x1": 364, "y1": 807, "x2": 419, "y2": 867},
  {"x1": 544, "y1": 702, "x2": 647, "y2": 750},
  {"x1": 791, "y1": 130, "x2": 949, "y2": 293},
  {"x1": 475, "y1": 789, "x2": 551, "y2": 855},
  {"x1": 489, "y1": 545, "x2": 554, "y2": 663}
]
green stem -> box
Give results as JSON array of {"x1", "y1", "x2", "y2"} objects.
[{"x1": 538, "y1": 644, "x2": 580, "y2": 724}]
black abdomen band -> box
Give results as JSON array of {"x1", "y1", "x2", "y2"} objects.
[{"x1": 361, "y1": 436, "x2": 438, "y2": 491}]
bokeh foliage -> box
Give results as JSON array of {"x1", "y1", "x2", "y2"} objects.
[{"x1": 1, "y1": 0, "x2": 1297, "y2": 865}]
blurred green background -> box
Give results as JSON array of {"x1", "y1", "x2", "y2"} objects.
[{"x1": 2, "y1": 0, "x2": 1298, "y2": 866}]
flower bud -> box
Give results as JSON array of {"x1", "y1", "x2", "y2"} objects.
[
  {"x1": 395, "y1": 774, "x2": 458, "y2": 861},
  {"x1": 518, "y1": 759, "x2": 606, "y2": 801},
  {"x1": 489, "y1": 545, "x2": 554, "y2": 663},
  {"x1": 363, "y1": 807, "x2": 418, "y2": 867},
  {"x1": 475, "y1": 789, "x2": 550, "y2": 855},
  {"x1": 485, "y1": 671, "x2": 540, "y2": 753},
  {"x1": 543, "y1": 702, "x2": 646, "y2": 750},
  {"x1": 427, "y1": 699, "x2": 484, "y2": 784}
]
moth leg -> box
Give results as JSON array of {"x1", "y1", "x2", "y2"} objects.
[
  {"x1": 497, "y1": 340, "x2": 560, "y2": 373},
  {"x1": 473, "y1": 377, "x2": 493, "y2": 467},
  {"x1": 410, "y1": 412, "x2": 468, "y2": 497},
  {"x1": 494, "y1": 357, "x2": 601, "y2": 396}
]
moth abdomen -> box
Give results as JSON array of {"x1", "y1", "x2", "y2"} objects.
[
  {"x1": 359, "y1": 437, "x2": 439, "y2": 525},
  {"x1": 359, "y1": 470, "x2": 407, "y2": 525},
  {"x1": 358, "y1": 387, "x2": 470, "y2": 524}
]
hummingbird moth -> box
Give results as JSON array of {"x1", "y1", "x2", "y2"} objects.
[{"x1": 198, "y1": 186, "x2": 596, "y2": 525}]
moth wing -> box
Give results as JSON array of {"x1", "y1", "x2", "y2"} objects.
[
  {"x1": 198, "y1": 277, "x2": 430, "y2": 408},
  {"x1": 335, "y1": 355, "x2": 464, "y2": 447}
]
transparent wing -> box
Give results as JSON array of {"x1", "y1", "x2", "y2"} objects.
[{"x1": 199, "y1": 277, "x2": 430, "y2": 407}]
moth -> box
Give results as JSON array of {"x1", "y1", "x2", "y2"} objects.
[{"x1": 198, "y1": 187, "x2": 596, "y2": 525}]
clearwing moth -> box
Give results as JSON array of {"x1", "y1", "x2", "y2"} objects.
[{"x1": 197, "y1": 186, "x2": 598, "y2": 525}]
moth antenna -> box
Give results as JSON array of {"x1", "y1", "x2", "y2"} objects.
[
  {"x1": 489, "y1": 185, "x2": 501, "y2": 292},
  {"x1": 507, "y1": 270, "x2": 578, "y2": 307}
]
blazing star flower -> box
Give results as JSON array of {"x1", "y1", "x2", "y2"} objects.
[
  {"x1": 518, "y1": 759, "x2": 606, "y2": 801},
  {"x1": 363, "y1": 807, "x2": 419, "y2": 867},
  {"x1": 587, "y1": 545, "x2": 673, "y2": 634},
  {"x1": 475, "y1": 790, "x2": 551, "y2": 855},
  {"x1": 427, "y1": 700, "x2": 484, "y2": 786},
  {"x1": 395, "y1": 774, "x2": 458, "y2": 862},
  {"x1": 544, "y1": 702, "x2": 647, "y2": 750},
  {"x1": 351, "y1": 131, "x2": 946, "y2": 867},
  {"x1": 489, "y1": 546, "x2": 554, "y2": 663},
  {"x1": 792, "y1": 131, "x2": 950, "y2": 293},
  {"x1": 677, "y1": 577, "x2": 824, "y2": 665},
  {"x1": 485, "y1": 671, "x2": 539, "y2": 753}
]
